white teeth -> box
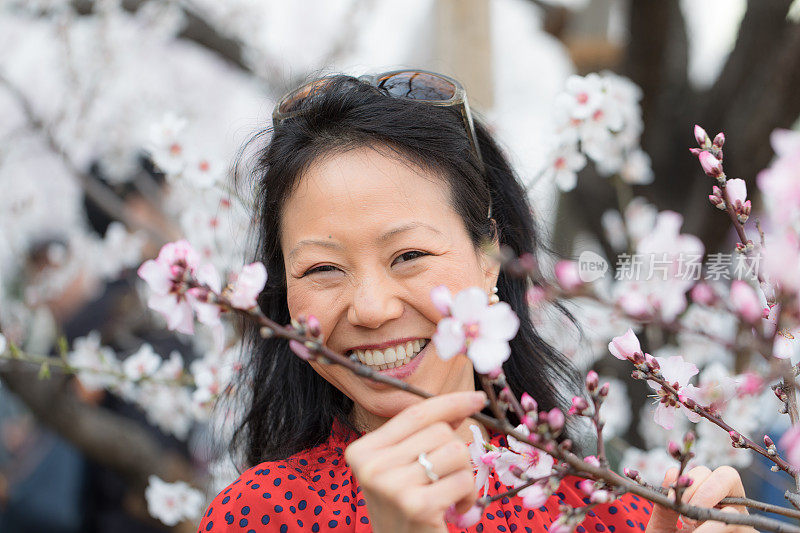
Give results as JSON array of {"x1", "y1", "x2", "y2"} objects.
[{"x1": 352, "y1": 339, "x2": 429, "y2": 370}]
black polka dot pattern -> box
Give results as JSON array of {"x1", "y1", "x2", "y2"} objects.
[{"x1": 196, "y1": 422, "x2": 652, "y2": 532}]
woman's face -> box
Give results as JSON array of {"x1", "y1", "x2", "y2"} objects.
[{"x1": 280, "y1": 145, "x2": 498, "y2": 425}]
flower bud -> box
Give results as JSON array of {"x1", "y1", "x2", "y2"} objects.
[
  {"x1": 667, "y1": 441, "x2": 681, "y2": 459},
  {"x1": 548, "y1": 408, "x2": 565, "y2": 431},
  {"x1": 569, "y1": 396, "x2": 589, "y2": 415},
  {"x1": 598, "y1": 383, "x2": 610, "y2": 398},
  {"x1": 520, "y1": 392, "x2": 538, "y2": 413},
  {"x1": 623, "y1": 468, "x2": 641, "y2": 482},
  {"x1": 307, "y1": 315, "x2": 322, "y2": 338},
  {"x1": 729, "y1": 430, "x2": 744, "y2": 447},
  {"x1": 694, "y1": 125, "x2": 709, "y2": 147},
  {"x1": 676, "y1": 475, "x2": 694, "y2": 488},
  {"x1": 689, "y1": 147, "x2": 702, "y2": 156},
  {"x1": 289, "y1": 339, "x2": 315, "y2": 361},
  {"x1": 713, "y1": 132, "x2": 725, "y2": 148},
  {"x1": 555, "y1": 260, "x2": 583, "y2": 291},
  {"x1": 690, "y1": 283, "x2": 716, "y2": 305},
  {"x1": 585, "y1": 370, "x2": 599, "y2": 392},
  {"x1": 764, "y1": 435, "x2": 775, "y2": 448},
  {"x1": 683, "y1": 431, "x2": 696, "y2": 447},
  {"x1": 698, "y1": 151, "x2": 724, "y2": 179},
  {"x1": 583, "y1": 455, "x2": 601, "y2": 467},
  {"x1": 578, "y1": 479, "x2": 595, "y2": 495}
]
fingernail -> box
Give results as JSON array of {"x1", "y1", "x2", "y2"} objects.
[{"x1": 472, "y1": 391, "x2": 488, "y2": 408}]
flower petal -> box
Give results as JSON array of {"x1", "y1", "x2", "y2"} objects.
[
  {"x1": 432, "y1": 318, "x2": 465, "y2": 360},
  {"x1": 451, "y1": 287, "x2": 488, "y2": 323},
  {"x1": 467, "y1": 338, "x2": 511, "y2": 374},
  {"x1": 478, "y1": 302, "x2": 520, "y2": 341}
]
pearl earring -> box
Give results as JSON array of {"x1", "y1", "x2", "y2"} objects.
[{"x1": 489, "y1": 286, "x2": 499, "y2": 304}]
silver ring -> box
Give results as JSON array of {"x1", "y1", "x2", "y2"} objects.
[{"x1": 417, "y1": 452, "x2": 439, "y2": 483}]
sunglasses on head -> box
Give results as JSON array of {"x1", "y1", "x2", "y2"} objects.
[{"x1": 271, "y1": 69, "x2": 485, "y2": 168}]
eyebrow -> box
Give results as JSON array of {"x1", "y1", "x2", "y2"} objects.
[{"x1": 287, "y1": 222, "x2": 443, "y2": 261}]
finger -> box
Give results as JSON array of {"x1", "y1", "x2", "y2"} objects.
[
  {"x1": 686, "y1": 466, "x2": 746, "y2": 512},
  {"x1": 416, "y1": 468, "x2": 478, "y2": 514},
  {"x1": 692, "y1": 506, "x2": 751, "y2": 533},
  {"x1": 647, "y1": 467, "x2": 681, "y2": 533},
  {"x1": 356, "y1": 391, "x2": 486, "y2": 449},
  {"x1": 382, "y1": 421, "x2": 460, "y2": 466},
  {"x1": 647, "y1": 466, "x2": 713, "y2": 533},
  {"x1": 392, "y1": 439, "x2": 472, "y2": 486}
]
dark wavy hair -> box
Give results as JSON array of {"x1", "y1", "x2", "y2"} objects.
[{"x1": 231, "y1": 74, "x2": 581, "y2": 467}]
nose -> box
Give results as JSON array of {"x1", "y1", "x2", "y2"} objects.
[{"x1": 347, "y1": 273, "x2": 404, "y2": 329}]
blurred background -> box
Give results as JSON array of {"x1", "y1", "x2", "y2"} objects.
[{"x1": 0, "y1": 0, "x2": 798, "y2": 531}]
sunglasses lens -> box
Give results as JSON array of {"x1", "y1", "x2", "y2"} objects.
[
  {"x1": 377, "y1": 72, "x2": 457, "y2": 101},
  {"x1": 278, "y1": 78, "x2": 333, "y2": 114}
]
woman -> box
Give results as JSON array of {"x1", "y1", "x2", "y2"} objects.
[{"x1": 198, "y1": 72, "x2": 752, "y2": 532}]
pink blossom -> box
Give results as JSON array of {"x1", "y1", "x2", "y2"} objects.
[
  {"x1": 565, "y1": 73, "x2": 604, "y2": 120},
  {"x1": 608, "y1": 328, "x2": 642, "y2": 360},
  {"x1": 520, "y1": 392, "x2": 537, "y2": 413},
  {"x1": 468, "y1": 425, "x2": 494, "y2": 496},
  {"x1": 771, "y1": 128, "x2": 800, "y2": 156},
  {"x1": 554, "y1": 260, "x2": 583, "y2": 291},
  {"x1": 779, "y1": 425, "x2": 800, "y2": 468},
  {"x1": 690, "y1": 283, "x2": 716, "y2": 305},
  {"x1": 228, "y1": 262, "x2": 267, "y2": 310},
  {"x1": 737, "y1": 372, "x2": 764, "y2": 396},
  {"x1": 430, "y1": 285, "x2": 453, "y2": 315},
  {"x1": 648, "y1": 355, "x2": 700, "y2": 430},
  {"x1": 445, "y1": 504, "x2": 483, "y2": 528},
  {"x1": 725, "y1": 178, "x2": 747, "y2": 207},
  {"x1": 730, "y1": 280, "x2": 762, "y2": 323},
  {"x1": 495, "y1": 424, "x2": 555, "y2": 487},
  {"x1": 583, "y1": 455, "x2": 601, "y2": 468},
  {"x1": 432, "y1": 287, "x2": 520, "y2": 374},
  {"x1": 547, "y1": 408, "x2": 565, "y2": 431},
  {"x1": 698, "y1": 151, "x2": 723, "y2": 178},
  {"x1": 519, "y1": 483, "x2": 548, "y2": 509},
  {"x1": 137, "y1": 240, "x2": 201, "y2": 334},
  {"x1": 544, "y1": 142, "x2": 587, "y2": 192},
  {"x1": 772, "y1": 331, "x2": 799, "y2": 360}
]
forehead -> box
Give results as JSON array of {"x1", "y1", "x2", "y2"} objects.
[{"x1": 280, "y1": 146, "x2": 457, "y2": 244}]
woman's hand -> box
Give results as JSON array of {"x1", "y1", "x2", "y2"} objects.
[
  {"x1": 646, "y1": 465, "x2": 755, "y2": 533},
  {"x1": 344, "y1": 390, "x2": 487, "y2": 533}
]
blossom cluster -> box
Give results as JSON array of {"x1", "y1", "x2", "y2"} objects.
[{"x1": 541, "y1": 71, "x2": 652, "y2": 191}]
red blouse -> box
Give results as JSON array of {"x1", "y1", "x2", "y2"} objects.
[{"x1": 197, "y1": 424, "x2": 653, "y2": 532}]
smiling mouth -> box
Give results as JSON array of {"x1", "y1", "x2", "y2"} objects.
[{"x1": 346, "y1": 339, "x2": 430, "y2": 371}]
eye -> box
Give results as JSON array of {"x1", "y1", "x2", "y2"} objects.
[
  {"x1": 392, "y1": 250, "x2": 429, "y2": 265},
  {"x1": 301, "y1": 264, "x2": 340, "y2": 277}
]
